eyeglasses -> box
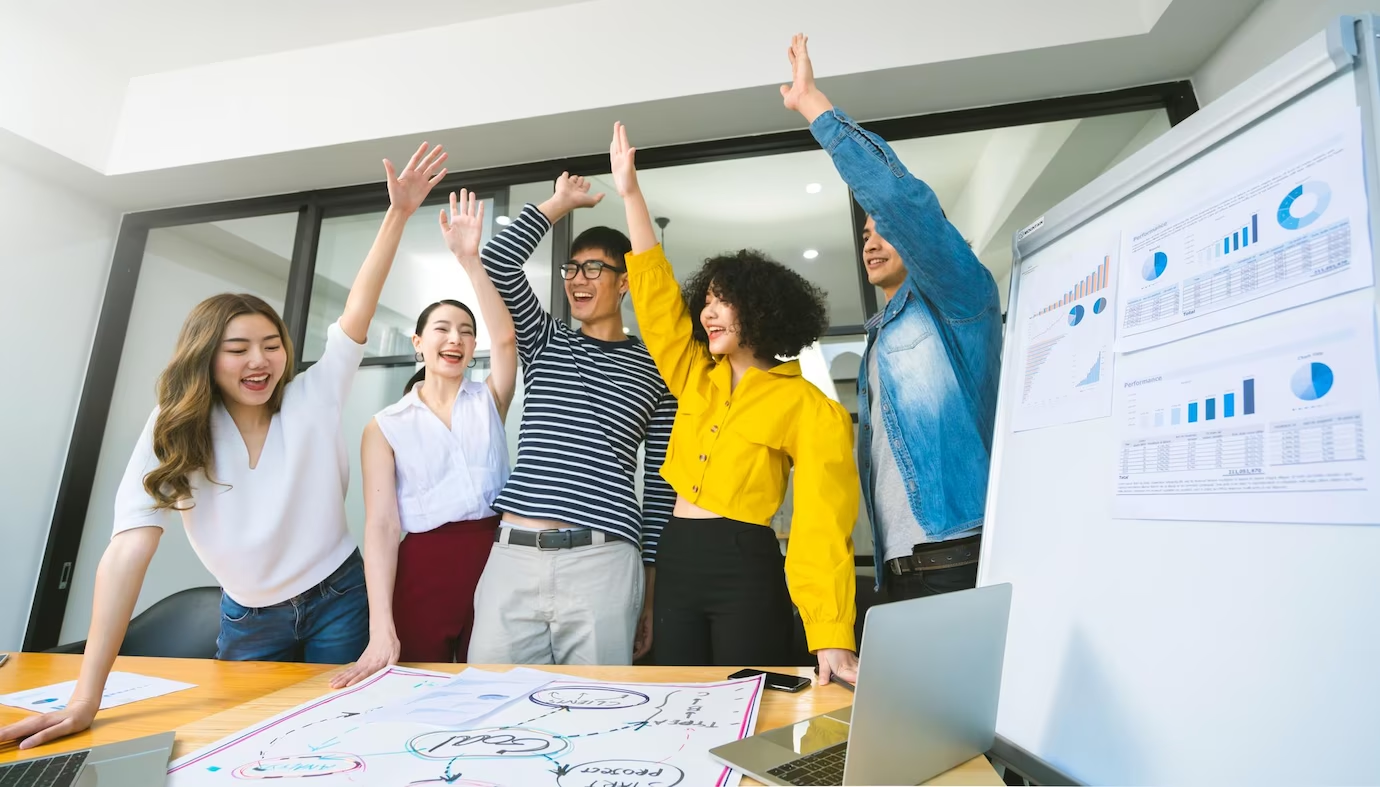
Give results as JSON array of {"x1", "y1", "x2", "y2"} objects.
[{"x1": 561, "y1": 260, "x2": 625, "y2": 280}]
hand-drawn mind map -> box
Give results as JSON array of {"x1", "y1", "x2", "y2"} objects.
[{"x1": 167, "y1": 667, "x2": 765, "y2": 787}]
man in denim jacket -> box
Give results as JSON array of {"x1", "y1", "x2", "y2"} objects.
[{"x1": 782, "y1": 35, "x2": 1003, "y2": 601}]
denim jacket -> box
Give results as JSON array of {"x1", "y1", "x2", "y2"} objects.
[{"x1": 811, "y1": 108, "x2": 1003, "y2": 584}]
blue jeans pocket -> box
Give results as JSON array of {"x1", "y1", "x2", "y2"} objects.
[
  {"x1": 325, "y1": 551, "x2": 366, "y2": 598},
  {"x1": 220, "y1": 592, "x2": 253, "y2": 623}
]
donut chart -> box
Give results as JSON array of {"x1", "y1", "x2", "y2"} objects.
[{"x1": 1277, "y1": 181, "x2": 1331, "y2": 230}]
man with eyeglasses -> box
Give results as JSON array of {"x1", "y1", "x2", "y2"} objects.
[{"x1": 469, "y1": 172, "x2": 677, "y2": 666}]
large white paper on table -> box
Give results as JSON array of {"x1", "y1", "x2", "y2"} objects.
[
  {"x1": 1112, "y1": 291, "x2": 1380, "y2": 523},
  {"x1": 368, "y1": 667, "x2": 562, "y2": 727},
  {"x1": 1011, "y1": 233, "x2": 1120, "y2": 431},
  {"x1": 0, "y1": 672, "x2": 196, "y2": 712},
  {"x1": 168, "y1": 665, "x2": 765, "y2": 787},
  {"x1": 1115, "y1": 108, "x2": 1372, "y2": 352}
]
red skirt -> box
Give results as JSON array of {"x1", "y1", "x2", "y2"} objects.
[{"x1": 392, "y1": 516, "x2": 499, "y2": 662}]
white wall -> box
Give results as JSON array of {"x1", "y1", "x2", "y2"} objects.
[
  {"x1": 1194, "y1": 0, "x2": 1380, "y2": 105},
  {"x1": 0, "y1": 160, "x2": 118, "y2": 651},
  {"x1": 60, "y1": 229, "x2": 292, "y2": 642}
]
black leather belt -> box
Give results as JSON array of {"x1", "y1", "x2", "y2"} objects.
[
  {"x1": 497, "y1": 527, "x2": 595, "y2": 550},
  {"x1": 886, "y1": 535, "x2": 981, "y2": 576}
]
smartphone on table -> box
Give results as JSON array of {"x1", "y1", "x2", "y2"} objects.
[{"x1": 728, "y1": 668, "x2": 812, "y2": 692}]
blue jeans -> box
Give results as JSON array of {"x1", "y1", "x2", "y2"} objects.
[{"x1": 216, "y1": 549, "x2": 369, "y2": 664}]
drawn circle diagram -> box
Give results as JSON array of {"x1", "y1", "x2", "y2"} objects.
[
  {"x1": 1141, "y1": 250, "x2": 1168, "y2": 281},
  {"x1": 556, "y1": 760, "x2": 686, "y2": 787},
  {"x1": 1291, "y1": 361, "x2": 1334, "y2": 401},
  {"x1": 1068, "y1": 305, "x2": 1085, "y2": 326},
  {"x1": 1093, "y1": 297, "x2": 1107, "y2": 314},
  {"x1": 1277, "y1": 181, "x2": 1332, "y2": 231},
  {"x1": 408, "y1": 727, "x2": 572, "y2": 760},
  {"x1": 530, "y1": 686, "x2": 651, "y2": 710},
  {"x1": 232, "y1": 754, "x2": 364, "y2": 779}
]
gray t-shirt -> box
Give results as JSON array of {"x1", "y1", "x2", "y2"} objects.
[{"x1": 867, "y1": 350, "x2": 979, "y2": 562}]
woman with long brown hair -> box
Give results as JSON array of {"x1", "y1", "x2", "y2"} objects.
[{"x1": 0, "y1": 143, "x2": 448, "y2": 751}]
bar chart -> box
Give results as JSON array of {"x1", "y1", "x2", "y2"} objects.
[
  {"x1": 1035, "y1": 255, "x2": 1112, "y2": 317},
  {"x1": 1196, "y1": 214, "x2": 1259, "y2": 264},
  {"x1": 1135, "y1": 378, "x2": 1256, "y2": 429}
]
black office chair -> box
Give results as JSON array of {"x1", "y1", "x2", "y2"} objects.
[{"x1": 47, "y1": 586, "x2": 223, "y2": 659}]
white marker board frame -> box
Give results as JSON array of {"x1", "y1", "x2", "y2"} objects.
[{"x1": 980, "y1": 16, "x2": 1380, "y2": 786}]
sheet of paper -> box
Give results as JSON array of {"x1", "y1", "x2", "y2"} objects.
[
  {"x1": 0, "y1": 672, "x2": 196, "y2": 712},
  {"x1": 168, "y1": 667, "x2": 766, "y2": 787},
  {"x1": 1011, "y1": 233, "x2": 1120, "y2": 431},
  {"x1": 1112, "y1": 291, "x2": 1380, "y2": 523},
  {"x1": 1115, "y1": 108, "x2": 1372, "y2": 352},
  {"x1": 368, "y1": 667, "x2": 559, "y2": 727}
]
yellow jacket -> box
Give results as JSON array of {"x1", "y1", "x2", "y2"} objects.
[{"x1": 626, "y1": 245, "x2": 859, "y2": 652}]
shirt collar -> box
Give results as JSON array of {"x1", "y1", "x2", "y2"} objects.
[{"x1": 709, "y1": 358, "x2": 802, "y2": 389}]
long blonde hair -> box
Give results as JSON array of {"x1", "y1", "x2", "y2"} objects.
[{"x1": 144, "y1": 294, "x2": 295, "y2": 510}]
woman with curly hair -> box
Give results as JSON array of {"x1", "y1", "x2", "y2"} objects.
[{"x1": 610, "y1": 122, "x2": 861, "y2": 684}]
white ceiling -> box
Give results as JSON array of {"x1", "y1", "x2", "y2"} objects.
[{"x1": 3, "y1": 0, "x2": 596, "y2": 77}]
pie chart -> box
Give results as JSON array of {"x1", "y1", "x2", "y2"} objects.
[
  {"x1": 1142, "y1": 250, "x2": 1168, "y2": 281},
  {"x1": 1278, "y1": 181, "x2": 1331, "y2": 231},
  {"x1": 1069, "y1": 305, "x2": 1085, "y2": 326},
  {"x1": 1291, "y1": 361, "x2": 1334, "y2": 401},
  {"x1": 1093, "y1": 297, "x2": 1107, "y2": 314}
]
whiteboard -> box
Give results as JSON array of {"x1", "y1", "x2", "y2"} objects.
[{"x1": 979, "y1": 17, "x2": 1380, "y2": 786}]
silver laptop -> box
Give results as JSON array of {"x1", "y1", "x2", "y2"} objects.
[
  {"x1": 0, "y1": 732, "x2": 174, "y2": 786},
  {"x1": 711, "y1": 583, "x2": 1012, "y2": 786}
]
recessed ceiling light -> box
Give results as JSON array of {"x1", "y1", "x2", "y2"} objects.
[
  {"x1": 495, "y1": 215, "x2": 512, "y2": 225},
  {"x1": 803, "y1": 249, "x2": 820, "y2": 260},
  {"x1": 805, "y1": 183, "x2": 822, "y2": 194}
]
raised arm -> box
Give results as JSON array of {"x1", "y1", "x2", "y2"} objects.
[
  {"x1": 339, "y1": 143, "x2": 448, "y2": 343},
  {"x1": 782, "y1": 35, "x2": 997, "y2": 321},
  {"x1": 441, "y1": 190, "x2": 518, "y2": 419},
  {"x1": 612, "y1": 122, "x2": 711, "y2": 397},
  {"x1": 332, "y1": 420, "x2": 402, "y2": 688},
  {"x1": 0, "y1": 527, "x2": 161, "y2": 748}
]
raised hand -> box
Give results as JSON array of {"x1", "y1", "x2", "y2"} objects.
[
  {"x1": 610, "y1": 122, "x2": 641, "y2": 197},
  {"x1": 439, "y1": 189, "x2": 486, "y2": 260},
  {"x1": 384, "y1": 142, "x2": 448, "y2": 215},
  {"x1": 555, "y1": 172, "x2": 605, "y2": 211},
  {"x1": 780, "y1": 34, "x2": 832, "y2": 122}
]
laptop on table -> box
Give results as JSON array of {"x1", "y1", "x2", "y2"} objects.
[
  {"x1": 0, "y1": 732, "x2": 174, "y2": 787},
  {"x1": 711, "y1": 583, "x2": 1012, "y2": 786}
]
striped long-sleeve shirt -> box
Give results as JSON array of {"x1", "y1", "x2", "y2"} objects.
[{"x1": 481, "y1": 203, "x2": 677, "y2": 562}]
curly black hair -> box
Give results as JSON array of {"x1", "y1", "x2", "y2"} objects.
[{"x1": 682, "y1": 249, "x2": 829, "y2": 360}]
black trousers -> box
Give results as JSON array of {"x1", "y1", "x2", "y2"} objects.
[
  {"x1": 881, "y1": 561, "x2": 979, "y2": 602},
  {"x1": 653, "y1": 516, "x2": 794, "y2": 667}
]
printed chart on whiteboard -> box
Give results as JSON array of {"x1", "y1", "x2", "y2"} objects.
[
  {"x1": 1112, "y1": 292, "x2": 1380, "y2": 524},
  {"x1": 1116, "y1": 108, "x2": 1372, "y2": 352},
  {"x1": 1011, "y1": 235, "x2": 1119, "y2": 432},
  {"x1": 167, "y1": 666, "x2": 764, "y2": 787}
]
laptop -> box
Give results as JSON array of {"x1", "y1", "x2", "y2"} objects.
[
  {"x1": 711, "y1": 583, "x2": 1012, "y2": 786},
  {"x1": 0, "y1": 732, "x2": 174, "y2": 787}
]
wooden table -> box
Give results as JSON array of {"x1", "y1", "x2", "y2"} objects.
[{"x1": 1, "y1": 654, "x2": 1000, "y2": 785}]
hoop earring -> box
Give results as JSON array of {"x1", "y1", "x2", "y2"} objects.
[
  {"x1": 468, "y1": 359, "x2": 477, "y2": 368},
  {"x1": 414, "y1": 351, "x2": 424, "y2": 362}
]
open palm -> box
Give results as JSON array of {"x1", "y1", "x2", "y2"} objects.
[
  {"x1": 553, "y1": 171, "x2": 604, "y2": 212},
  {"x1": 385, "y1": 142, "x2": 448, "y2": 214},
  {"x1": 780, "y1": 33, "x2": 817, "y2": 112},
  {"x1": 440, "y1": 189, "x2": 485, "y2": 259},
  {"x1": 609, "y1": 122, "x2": 641, "y2": 197}
]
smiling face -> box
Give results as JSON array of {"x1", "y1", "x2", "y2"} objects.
[
  {"x1": 413, "y1": 304, "x2": 477, "y2": 382},
  {"x1": 700, "y1": 285, "x2": 744, "y2": 357},
  {"x1": 564, "y1": 248, "x2": 627, "y2": 324},
  {"x1": 862, "y1": 216, "x2": 909, "y2": 299},
  {"x1": 213, "y1": 313, "x2": 288, "y2": 409}
]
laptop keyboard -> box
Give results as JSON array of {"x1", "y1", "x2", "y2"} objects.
[
  {"x1": 0, "y1": 750, "x2": 89, "y2": 787},
  {"x1": 765, "y1": 741, "x2": 848, "y2": 786}
]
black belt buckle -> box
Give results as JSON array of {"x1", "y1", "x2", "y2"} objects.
[{"x1": 537, "y1": 530, "x2": 572, "y2": 550}]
